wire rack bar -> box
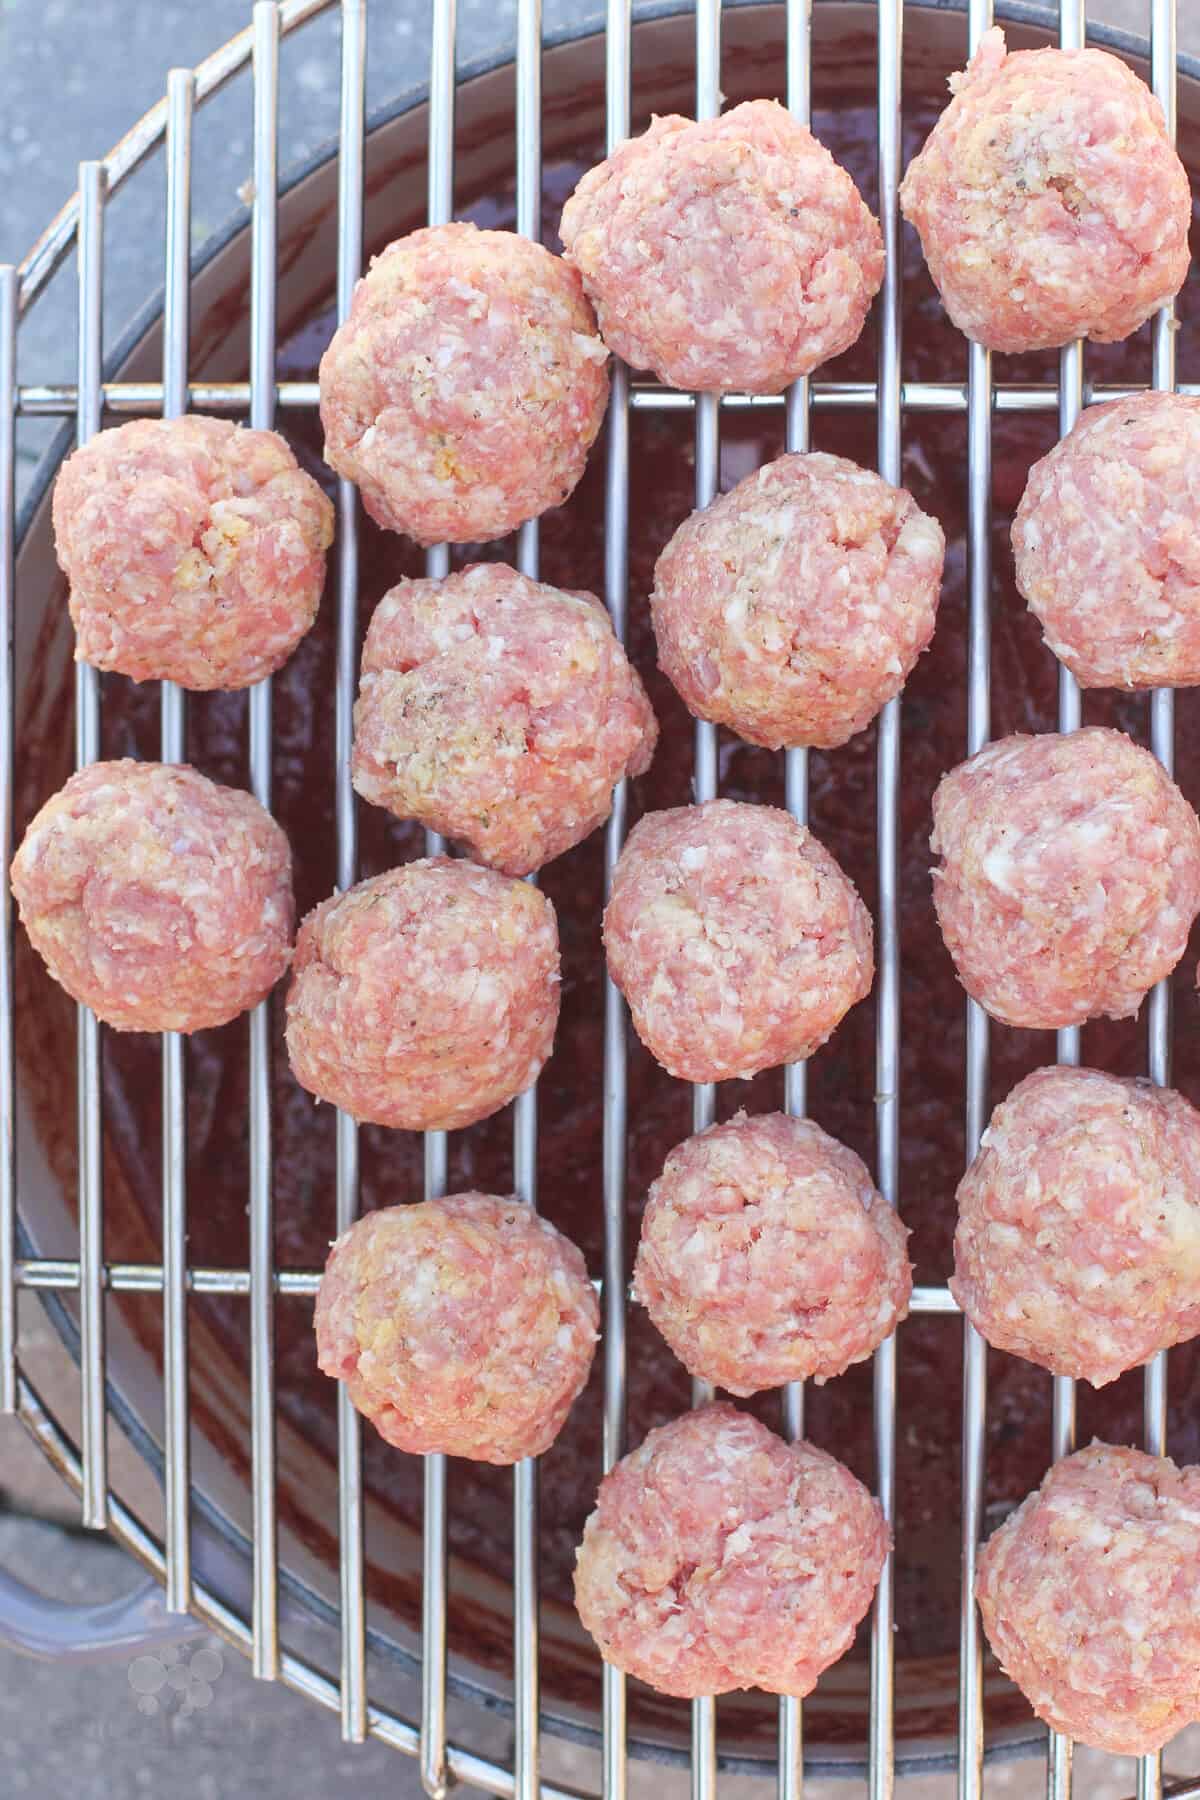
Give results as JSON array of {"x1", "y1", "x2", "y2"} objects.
[
  {"x1": 420, "y1": 1445, "x2": 449, "y2": 1800},
  {"x1": 74, "y1": 158, "x2": 108, "y2": 1533},
  {"x1": 1140, "y1": 0, "x2": 1177, "y2": 1793},
  {"x1": 1044, "y1": 0, "x2": 1086, "y2": 1788},
  {"x1": 1044, "y1": 1343, "x2": 1075, "y2": 1794},
  {"x1": 419, "y1": 3, "x2": 456, "y2": 1792},
  {"x1": 779, "y1": 0, "x2": 812, "y2": 1792},
  {"x1": 600, "y1": 0, "x2": 633, "y2": 1780},
  {"x1": 689, "y1": 3, "x2": 722, "y2": 1796},
  {"x1": 20, "y1": 376, "x2": 1200, "y2": 418},
  {"x1": 600, "y1": 10, "x2": 632, "y2": 1794},
  {"x1": 773, "y1": 3, "x2": 813, "y2": 1800},
  {"x1": 15, "y1": 1259, "x2": 328, "y2": 1295},
  {"x1": 870, "y1": 2, "x2": 903, "y2": 1794},
  {"x1": 1054, "y1": 0, "x2": 1085, "y2": 754},
  {"x1": 8, "y1": 1260, "x2": 963, "y2": 1313},
  {"x1": 0, "y1": 265, "x2": 15, "y2": 1419},
  {"x1": 248, "y1": 0, "x2": 282, "y2": 1683},
  {"x1": 334, "y1": 0, "x2": 368, "y2": 1746},
  {"x1": 158, "y1": 64, "x2": 196, "y2": 1618},
  {"x1": 512, "y1": 5, "x2": 544, "y2": 1796},
  {"x1": 629, "y1": 378, "x2": 1196, "y2": 413},
  {"x1": 418, "y1": 1135, "x2": 450, "y2": 1800},
  {"x1": 958, "y1": 0, "x2": 994, "y2": 1790},
  {"x1": 690, "y1": 0, "x2": 721, "y2": 1003},
  {"x1": 1052, "y1": 0, "x2": 1084, "y2": 805}
]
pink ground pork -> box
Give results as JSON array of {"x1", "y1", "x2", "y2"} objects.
[
  {"x1": 573, "y1": 1403, "x2": 888, "y2": 1699},
  {"x1": 1013, "y1": 392, "x2": 1200, "y2": 690},
  {"x1": 604, "y1": 799, "x2": 874, "y2": 1083},
  {"x1": 352, "y1": 562, "x2": 656, "y2": 875},
  {"x1": 314, "y1": 1193, "x2": 598, "y2": 1465},
  {"x1": 560, "y1": 99, "x2": 883, "y2": 394},
  {"x1": 651, "y1": 451, "x2": 944, "y2": 750},
  {"x1": 977, "y1": 1444, "x2": 1200, "y2": 1754},
  {"x1": 930, "y1": 727, "x2": 1200, "y2": 1029},
  {"x1": 11, "y1": 759, "x2": 293, "y2": 1033},
  {"x1": 900, "y1": 28, "x2": 1191, "y2": 352},
  {"x1": 318, "y1": 222, "x2": 609, "y2": 546},
  {"x1": 52, "y1": 415, "x2": 333, "y2": 691},
  {"x1": 634, "y1": 1110, "x2": 912, "y2": 1394},
  {"x1": 953, "y1": 1065, "x2": 1200, "y2": 1386},
  {"x1": 285, "y1": 857, "x2": 560, "y2": 1132}
]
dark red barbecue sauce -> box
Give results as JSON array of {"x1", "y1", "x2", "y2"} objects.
[{"x1": 15, "y1": 83, "x2": 1200, "y2": 1748}]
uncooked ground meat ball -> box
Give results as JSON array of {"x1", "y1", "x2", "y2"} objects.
[
  {"x1": 1013, "y1": 394, "x2": 1200, "y2": 690},
  {"x1": 318, "y1": 222, "x2": 609, "y2": 546},
  {"x1": 52, "y1": 415, "x2": 333, "y2": 690},
  {"x1": 285, "y1": 858, "x2": 559, "y2": 1132},
  {"x1": 573, "y1": 1403, "x2": 888, "y2": 1698},
  {"x1": 633, "y1": 1111, "x2": 912, "y2": 1394},
  {"x1": 604, "y1": 800, "x2": 873, "y2": 1082},
  {"x1": 953, "y1": 1067, "x2": 1200, "y2": 1387},
  {"x1": 559, "y1": 99, "x2": 883, "y2": 394},
  {"x1": 10, "y1": 760, "x2": 292, "y2": 1033},
  {"x1": 352, "y1": 562, "x2": 657, "y2": 876},
  {"x1": 976, "y1": 1443, "x2": 1200, "y2": 1754},
  {"x1": 314, "y1": 1193, "x2": 598, "y2": 1464},
  {"x1": 900, "y1": 28, "x2": 1190, "y2": 352},
  {"x1": 650, "y1": 452, "x2": 945, "y2": 749},
  {"x1": 930, "y1": 728, "x2": 1200, "y2": 1029}
]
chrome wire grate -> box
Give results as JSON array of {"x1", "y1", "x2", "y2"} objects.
[{"x1": 2, "y1": 2, "x2": 1200, "y2": 1798}]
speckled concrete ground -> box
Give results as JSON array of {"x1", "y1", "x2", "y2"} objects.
[{"x1": 3, "y1": 1, "x2": 1200, "y2": 1795}]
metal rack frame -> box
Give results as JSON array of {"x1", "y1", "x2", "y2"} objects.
[{"x1": 2, "y1": 1, "x2": 1198, "y2": 1797}]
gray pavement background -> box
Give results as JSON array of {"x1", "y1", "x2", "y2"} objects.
[{"x1": 1, "y1": 0, "x2": 1197, "y2": 1796}]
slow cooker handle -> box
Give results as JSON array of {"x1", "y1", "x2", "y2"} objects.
[{"x1": 0, "y1": 1564, "x2": 204, "y2": 1662}]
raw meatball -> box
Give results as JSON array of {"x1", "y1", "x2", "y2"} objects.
[
  {"x1": 285, "y1": 858, "x2": 559, "y2": 1132},
  {"x1": 633, "y1": 1111, "x2": 912, "y2": 1394},
  {"x1": 52, "y1": 415, "x2": 333, "y2": 690},
  {"x1": 1013, "y1": 393, "x2": 1200, "y2": 689},
  {"x1": 930, "y1": 728, "x2": 1200, "y2": 1029},
  {"x1": 976, "y1": 1443, "x2": 1200, "y2": 1754},
  {"x1": 900, "y1": 28, "x2": 1190, "y2": 352},
  {"x1": 953, "y1": 1067, "x2": 1200, "y2": 1386},
  {"x1": 10, "y1": 760, "x2": 293, "y2": 1033},
  {"x1": 314, "y1": 1193, "x2": 598, "y2": 1464},
  {"x1": 604, "y1": 801, "x2": 873, "y2": 1082},
  {"x1": 559, "y1": 99, "x2": 884, "y2": 394},
  {"x1": 651, "y1": 452, "x2": 945, "y2": 750},
  {"x1": 352, "y1": 562, "x2": 657, "y2": 876},
  {"x1": 573, "y1": 1402, "x2": 888, "y2": 1698},
  {"x1": 318, "y1": 222, "x2": 609, "y2": 546}
]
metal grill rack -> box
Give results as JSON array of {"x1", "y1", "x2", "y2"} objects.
[{"x1": 2, "y1": 1, "x2": 1200, "y2": 1797}]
